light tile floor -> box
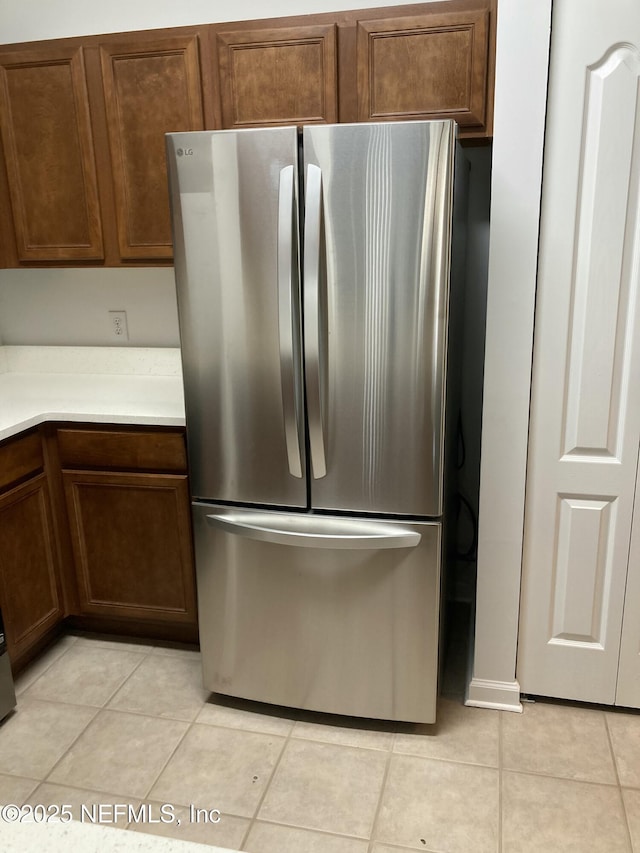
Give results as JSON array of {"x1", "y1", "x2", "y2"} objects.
[{"x1": 0, "y1": 630, "x2": 639, "y2": 852}]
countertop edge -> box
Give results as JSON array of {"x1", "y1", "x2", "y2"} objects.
[
  {"x1": 0, "y1": 411, "x2": 187, "y2": 443},
  {"x1": 0, "y1": 347, "x2": 186, "y2": 442}
]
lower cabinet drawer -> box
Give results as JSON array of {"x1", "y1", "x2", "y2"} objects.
[
  {"x1": 0, "y1": 431, "x2": 43, "y2": 491},
  {"x1": 57, "y1": 428, "x2": 187, "y2": 472}
]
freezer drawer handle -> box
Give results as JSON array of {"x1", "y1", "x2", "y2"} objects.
[
  {"x1": 304, "y1": 163, "x2": 327, "y2": 479},
  {"x1": 205, "y1": 511, "x2": 421, "y2": 549},
  {"x1": 277, "y1": 164, "x2": 304, "y2": 479}
]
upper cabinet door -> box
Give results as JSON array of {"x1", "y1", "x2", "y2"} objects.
[
  {"x1": 0, "y1": 45, "x2": 103, "y2": 262},
  {"x1": 99, "y1": 34, "x2": 205, "y2": 260},
  {"x1": 215, "y1": 24, "x2": 338, "y2": 128},
  {"x1": 356, "y1": 6, "x2": 491, "y2": 136}
]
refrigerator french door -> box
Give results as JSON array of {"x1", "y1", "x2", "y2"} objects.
[{"x1": 167, "y1": 121, "x2": 457, "y2": 724}]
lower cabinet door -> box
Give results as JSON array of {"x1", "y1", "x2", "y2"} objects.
[
  {"x1": 0, "y1": 474, "x2": 64, "y2": 665},
  {"x1": 63, "y1": 470, "x2": 197, "y2": 626}
]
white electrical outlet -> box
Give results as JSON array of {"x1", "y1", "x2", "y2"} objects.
[{"x1": 109, "y1": 310, "x2": 129, "y2": 341}]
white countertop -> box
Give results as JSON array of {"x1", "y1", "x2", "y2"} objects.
[
  {"x1": 2, "y1": 819, "x2": 233, "y2": 853},
  {"x1": 0, "y1": 346, "x2": 186, "y2": 442}
]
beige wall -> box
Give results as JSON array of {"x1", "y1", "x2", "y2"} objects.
[{"x1": 0, "y1": 0, "x2": 431, "y2": 44}]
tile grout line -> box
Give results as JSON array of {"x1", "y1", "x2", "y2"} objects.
[
  {"x1": 33, "y1": 636, "x2": 186, "y2": 834},
  {"x1": 604, "y1": 712, "x2": 635, "y2": 852},
  {"x1": 388, "y1": 748, "x2": 502, "y2": 771},
  {"x1": 253, "y1": 815, "x2": 372, "y2": 843},
  {"x1": 32, "y1": 643, "x2": 156, "y2": 822},
  {"x1": 237, "y1": 714, "x2": 299, "y2": 850},
  {"x1": 95, "y1": 646, "x2": 154, "y2": 710},
  {"x1": 604, "y1": 711, "x2": 625, "y2": 789},
  {"x1": 121, "y1": 710, "x2": 210, "y2": 832},
  {"x1": 239, "y1": 720, "x2": 394, "y2": 849},
  {"x1": 26, "y1": 776, "x2": 145, "y2": 825},
  {"x1": 498, "y1": 765, "x2": 628, "y2": 790},
  {"x1": 71, "y1": 635, "x2": 161, "y2": 658},
  {"x1": 289, "y1": 724, "x2": 396, "y2": 750},
  {"x1": 138, "y1": 712, "x2": 201, "y2": 805},
  {"x1": 365, "y1": 725, "x2": 396, "y2": 853},
  {"x1": 35, "y1": 704, "x2": 102, "y2": 792},
  {"x1": 20, "y1": 636, "x2": 154, "y2": 709},
  {"x1": 0, "y1": 765, "x2": 39, "y2": 807},
  {"x1": 25, "y1": 776, "x2": 145, "y2": 802},
  {"x1": 14, "y1": 696, "x2": 201, "y2": 726},
  {"x1": 22, "y1": 638, "x2": 198, "y2": 725},
  {"x1": 14, "y1": 634, "x2": 81, "y2": 697}
]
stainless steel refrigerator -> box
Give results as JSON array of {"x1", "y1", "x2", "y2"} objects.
[{"x1": 166, "y1": 120, "x2": 464, "y2": 724}]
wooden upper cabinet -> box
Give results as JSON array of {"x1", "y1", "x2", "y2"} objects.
[
  {"x1": 356, "y1": 5, "x2": 492, "y2": 135},
  {"x1": 98, "y1": 34, "x2": 205, "y2": 260},
  {"x1": 0, "y1": 4, "x2": 495, "y2": 268},
  {"x1": 0, "y1": 45, "x2": 104, "y2": 261},
  {"x1": 215, "y1": 24, "x2": 338, "y2": 128}
]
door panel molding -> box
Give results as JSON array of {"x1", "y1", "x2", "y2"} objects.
[
  {"x1": 561, "y1": 43, "x2": 640, "y2": 460},
  {"x1": 549, "y1": 495, "x2": 616, "y2": 648}
]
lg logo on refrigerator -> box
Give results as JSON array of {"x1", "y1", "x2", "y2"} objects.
[{"x1": 176, "y1": 148, "x2": 194, "y2": 157}]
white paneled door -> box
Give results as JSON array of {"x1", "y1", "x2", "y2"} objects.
[{"x1": 517, "y1": 0, "x2": 640, "y2": 705}]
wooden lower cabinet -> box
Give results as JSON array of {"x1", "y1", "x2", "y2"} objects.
[
  {"x1": 0, "y1": 473, "x2": 64, "y2": 666},
  {"x1": 0, "y1": 425, "x2": 198, "y2": 671},
  {"x1": 62, "y1": 469, "x2": 197, "y2": 628}
]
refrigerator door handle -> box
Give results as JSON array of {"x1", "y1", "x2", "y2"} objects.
[
  {"x1": 278, "y1": 164, "x2": 303, "y2": 479},
  {"x1": 304, "y1": 163, "x2": 327, "y2": 479},
  {"x1": 205, "y1": 511, "x2": 421, "y2": 549}
]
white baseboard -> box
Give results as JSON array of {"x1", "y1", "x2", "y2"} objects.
[{"x1": 465, "y1": 677, "x2": 523, "y2": 712}]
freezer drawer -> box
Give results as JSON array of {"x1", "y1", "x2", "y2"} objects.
[{"x1": 193, "y1": 503, "x2": 442, "y2": 723}]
